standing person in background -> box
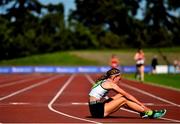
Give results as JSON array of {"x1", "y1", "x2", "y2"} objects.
[
  {"x1": 134, "y1": 48, "x2": 145, "y2": 81},
  {"x1": 109, "y1": 54, "x2": 120, "y2": 69},
  {"x1": 173, "y1": 59, "x2": 180, "y2": 73},
  {"x1": 151, "y1": 55, "x2": 158, "y2": 74}
]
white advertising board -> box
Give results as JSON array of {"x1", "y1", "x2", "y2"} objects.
[{"x1": 156, "y1": 65, "x2": 168, "y2": 74}]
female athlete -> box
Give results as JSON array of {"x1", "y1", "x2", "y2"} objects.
[
  {"x1": 134, "y1": 48, "x2": 145, "y2": 81},
  {"x1": 88, "y1": 68, "x2": 166, "y2": 118},
  {"x1": 109, "y1": 54, "x2": 120, "y2": 69}
]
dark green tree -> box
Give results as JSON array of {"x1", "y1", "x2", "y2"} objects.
[
  {"x1": 0, "y1": 0, "x2": 66, "y2": 59},
  {"x1": 71, "y1": 0, "x2": 140, "y2": 35},
  {"x1": 70, "y1": 0, "x2": 148, "y2": 47},
  {"x1": 36, "y1": 3, "x2": 65, "y2": 52},
  {"x1": 143, "y1": 0, "x2": 180, "y2": 47},
  {"x1": 167, "y1": 0, "x2": 180, "y2": 45}
]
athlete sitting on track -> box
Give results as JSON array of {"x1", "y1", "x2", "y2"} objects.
[{"x1": 88, "y1": 68, "x2": 166, "y2": 118}]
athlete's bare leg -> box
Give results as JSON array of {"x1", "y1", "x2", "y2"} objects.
[
  {"x1": 104, "y1": 94, "x2": 150, "y2": 117},
  {"x1": 140, "y1": 66, "x2": 144, "y2": 81}
]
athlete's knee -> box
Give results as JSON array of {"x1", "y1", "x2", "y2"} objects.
[
  {"x1": 112, "y1": 94, "x2": 123, "y2": 100},
  {"x1": 119, "y1": 96, "x2": 127, "y2": 104},
  {"x1": 116, "y1": 94, "x2": 123, "y2": 99},
  {"x1": 104, "y1": 112, "x2": 108, "y2": 117}
]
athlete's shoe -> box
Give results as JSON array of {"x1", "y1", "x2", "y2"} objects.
[
  {"x1": 140, "y1": 109, "x2": 166, "y2": 119},
  {"x1": 151, "y1": 109, "x2": 167, "y2": 118},
  {"x1": 140, "y1": 113, "x2": 149, "y2": 118},
  {"x1": 140, "y1": 110, "x2": 153, "y2": 118}
]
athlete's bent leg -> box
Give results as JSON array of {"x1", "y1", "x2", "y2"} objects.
[
  {"x1": 104, "y1": 97, "x2": 127, "y2": 117},
  {"x1": 104, "y1": 96, "x2": 149, "y2": 117}
]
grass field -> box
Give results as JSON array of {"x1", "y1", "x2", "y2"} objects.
[
  {"x1": 0, "y1": 52, "x2": 100, "y2": 66},
  {"x1": 123, "y1": 74, "x2": 180, "y2": 90},
  {"x1": 0, "y1": 47, "x2": 180, "y2": 66}
]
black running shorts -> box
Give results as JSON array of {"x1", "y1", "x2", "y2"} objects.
[{"x1": 88, "y1": 98, "x2": 113, "y2": 118}]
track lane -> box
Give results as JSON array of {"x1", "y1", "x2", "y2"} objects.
[
  {"x1": 122, "y1": 79, "x2": 180, "y2": 105},
  {"x1": 0, "y1": 74, "x2": 52, "y2": 98},
  {"x1": 50, "y1": 74, "x2": 167, "y2": 123},
  {"x1": 0, "y1": 74, "x2": 71, "y2": 123},
  {"x1": 0, "y1": 73, "x2": 180, "y2": 123},
  {"x1": 0, "y1": 74, "x2": 49, "y2": 88},
  {"x1": 0, "y1": 74, "x2": 33, "y2": 85},
  {"x1": 120, "y1": 79, "x2": 180, "y2": 122},
  {"x1": 49, "y1": 74, "x2": 100, "y2": 123}
]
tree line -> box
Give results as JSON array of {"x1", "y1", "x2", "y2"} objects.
[{"x1": 0, "y1": 0, "x2": 179, "y2": 60}]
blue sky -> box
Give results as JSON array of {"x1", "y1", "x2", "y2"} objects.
[
  {"x1": 1, "y1": 0, "x2": 179, "y2": 19},
  {"x1": 39, "y1": 0, "x2": 76, "y2": 18},
  {"x1": 0, "y1": 0, "x2": 144, "y2": 19},
  {"x1": 0, "y1": 0, "x2": 76, "y2": 18},
  {"x1": 39, "y1": 0, "x2": 144, "y2": 20}
]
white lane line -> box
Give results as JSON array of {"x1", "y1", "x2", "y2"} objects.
[
  {"x1": 85, "y1": 74, "x2": 180, "y2": 123},
  {"x1": 72, "y1": 102, "x2": 88, "y2": 105},
  {"x1": 8, "y1": 102, "x2": 174, "y2": 107},
  {"x1": 85, "y1": 74, "x2": 94, "y2": 85},
  {"x1": 0, "y1": 102, "x2": 31, "y2": 106},
  {"x1": 121, "y1": 108, "x2": 180, "y2": 123},
  {"x1": 0, "y1": 75, "x2": 60, "y2": 101},
  {"x1": 9, "y1": 102, "x2": 31, "y2": 105},
  {"x1": 0, "y1": 75, "x2": 45, "y2": 88},
  {"x1": 48, "y1": 74, "x2": 102, "y2": 124},
  {"x1": 120, "y1": 83, "x2": 180, "y2": 108},
  {"x1": 0, "y1": 75, "x2": 28, "y2": 83},
  {"x1": 71, "y1": 102, "x2": 179, "y2": 107}
]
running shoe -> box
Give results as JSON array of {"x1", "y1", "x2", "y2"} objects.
[
  {"x1": 140, "y1": 110, "x2": 153, "y2": 118},
  {"x1": 151, "y1": 109, "x2": 167, "y2": 118},
  {"x1": 140, "y1": 109, "x2": 166, "y2": 119}
]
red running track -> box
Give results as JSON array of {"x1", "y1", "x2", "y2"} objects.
[{"x1": 0, "y1": 74, "x2": 180, "y2": 123}]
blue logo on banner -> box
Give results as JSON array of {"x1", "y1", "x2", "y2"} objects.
[
  {"x1": 34, "y1": 66, "x2": 55, "y2": 73},
  {"x1": 0, "y1": 67, "x2": 11, "y2": 73},
  {"x1": 144, "y1": 66, "x2": 152, "y2": 73},
  {"x1": 122, "y1": 66, "x2": 136, "y2": 73},
  {"x1": 100, "y1": 66, "x2": 111, "y2": 73},
  {"x1": 12, "y1": 66, "x2": 33, "y2": 73},
  {"x1": 78, "y1": 66, "x2": 99, "y2": 73},
  {"x1": 56, "y1": 67, "x2": 77, "y2": 73}
]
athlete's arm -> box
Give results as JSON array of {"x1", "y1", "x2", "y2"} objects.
[
  {"x1": 109, "y1": 83, "x2": 148, "y2": 108},
  {"x1": 134, "y1": 53, "x2": 138, "y2": 61}
]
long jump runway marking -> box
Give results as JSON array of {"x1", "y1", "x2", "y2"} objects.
[
  {"x1": 48, "y1": 74, "x2": 101, "y2": 124},
  {"x1": 85, "y1": 74, "x2": 180, "y2": 123}
]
